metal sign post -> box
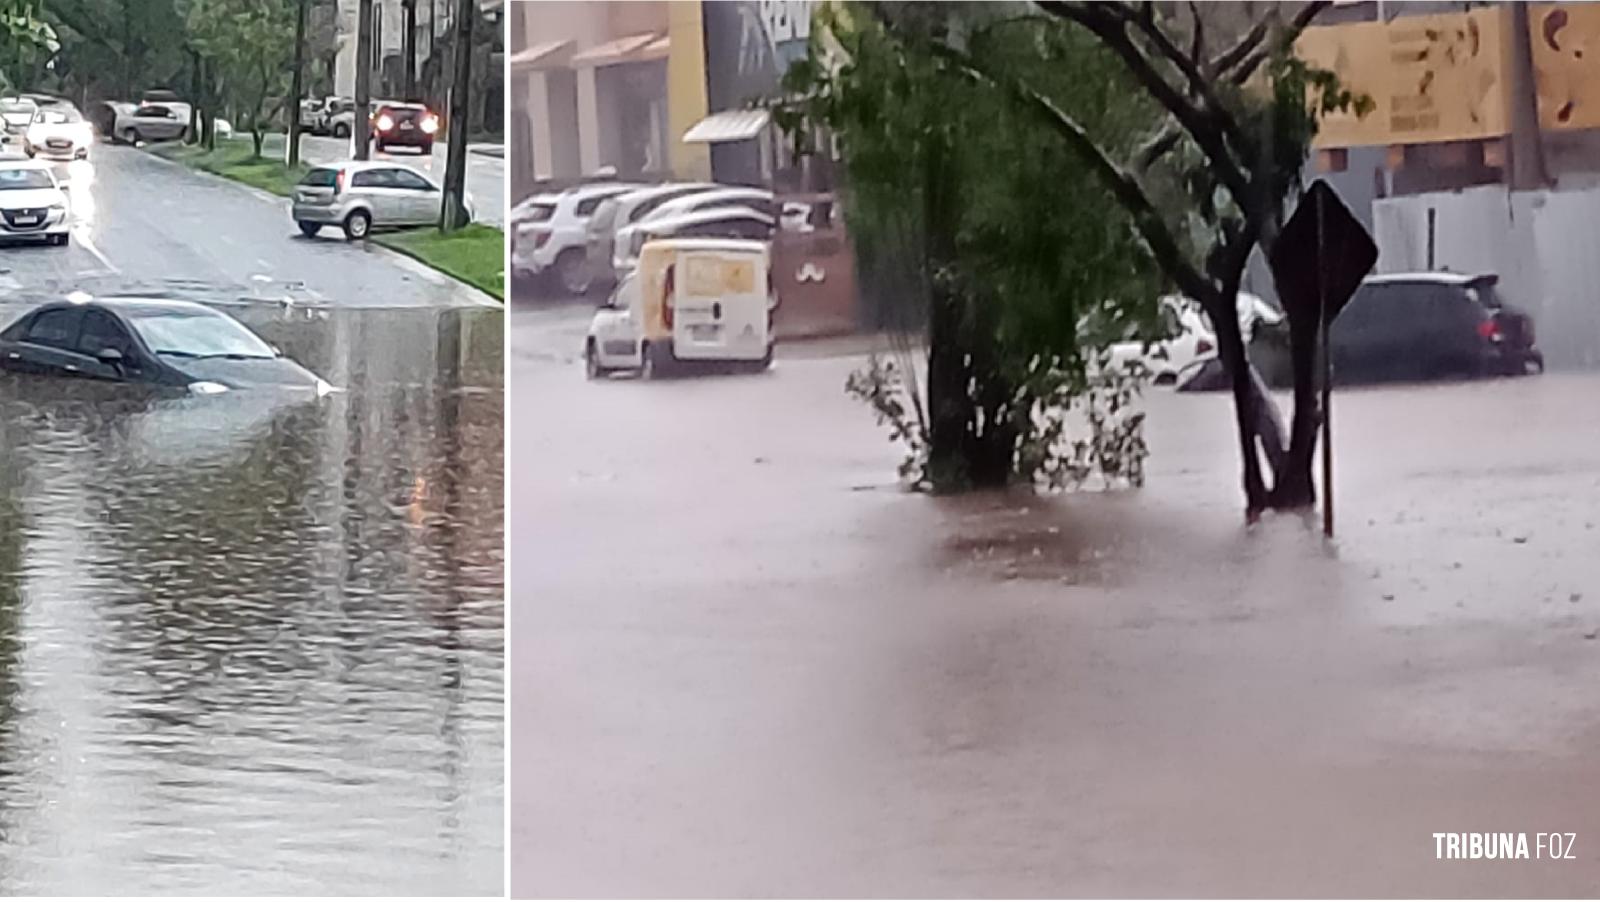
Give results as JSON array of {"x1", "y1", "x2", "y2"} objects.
[{"x1": 1317, "y1": 190, "x2": 1333, "y2": 538}]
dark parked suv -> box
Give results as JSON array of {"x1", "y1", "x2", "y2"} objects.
[
  {"x1": 1330, "y1": 273, "x2": 1542, "y2": 383},
  {"x1": 1180, "y1": 271, "x2": 1544, "y2": 391}
]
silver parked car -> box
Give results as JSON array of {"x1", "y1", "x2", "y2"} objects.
[{"x1": 291, "y1": 160, "x2": 471, "y2": 240}]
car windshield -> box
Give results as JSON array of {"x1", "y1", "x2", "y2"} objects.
[
  {"x1": 126, "y1": 310, "x2": 277, "y2": 359},
  {"x1": 33, "y1": 109, "x2": 81, "y2": 124},
  {"x1": 0, "y1": 168, "x2": 53, "y2": 190}
]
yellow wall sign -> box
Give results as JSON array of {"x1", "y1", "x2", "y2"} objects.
[
  {"x1": 1531, "y1": 3, "x2": 1600, "y2": 131},
  {"x1": 683, "y1": 256, "x2": 756, "y2": 297},
  {"x1": 1298, "y1": 7, "x2": 1513, "y2": 148}
]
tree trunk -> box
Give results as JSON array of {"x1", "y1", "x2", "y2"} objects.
[
  {"x1": 1268, "y1": 288, "x2": 1321, "y2": 509},
  {"x1": 403, "y1": 0, "x2": 417, "y2": 99},
  {"x1": 252, "y1": 126, "x2": 264, "y2": 158},
  {"x1": 439, "y1": 0, "x2": 473, "y2": 230},
  {"x1": 353, "y1": 0, "x2": 374, "y2": 160},
  {"x1": 288, "y1": 0, "x2": 308, "y2": 167},
  {"x1": 1209, "y1": 291, "x2": 1269, "y2": 514}
]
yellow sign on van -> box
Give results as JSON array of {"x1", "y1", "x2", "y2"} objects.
[{"x1": 683, "y1": 256, "x2": 756, "y2": 297}]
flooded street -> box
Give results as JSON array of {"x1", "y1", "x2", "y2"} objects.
[
  {"x1": 0, "y1": 298, "x2": 504, "y2": 895},
  {"x1": 512, "y1": 308, "x2": 1600, "y2": 897}
]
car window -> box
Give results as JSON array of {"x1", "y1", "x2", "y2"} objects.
[
  {"x1": 351, "y1": 169, "x2": 395, "y2": 189},
  {"x1": 575, "y1": 196, "x2": 609, "y2": 217},
  {"x1": 33, "y1": 109, "x2": 80, "y2": 125},
  {"x1": 25, "y1": 308, "x2": 80, "y2": 349},
  {"x1": 516, "y1": 202, "x2": 555, "y2": 222},
  {"x1": 301, "y1": 168, "x2": 339, "y2": 188},
  {"x1": 136, "y1": 106, "x2": 172, "y2": 119},
  {"x1": 590, "y1": 200, "x2": 619, "y2": 233},
  {"x1": 0, "y1": 168, "x2": 54, "y2": 190},
  {"x1": 77, "y1": 310, "x2": 133, "y2": 357},
  {"x1": 389, "y1": 169, "x2": 434, "y2": 192}
]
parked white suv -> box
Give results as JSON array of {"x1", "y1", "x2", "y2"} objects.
[{"x1": 510, "y1": 183, "x2": 640, "y2": 294}]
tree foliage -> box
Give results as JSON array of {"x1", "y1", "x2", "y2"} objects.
[
  {"x1": 1, "y1": 1, "x2": 59, "y2": 93},
  {"x1": 186, "y1": 0, "x2": 294, "y2": 156},
  {"x1": 777, "y1": 3, "x2": 1164, "y2": 492},
  {"x1": 42, "y1": 0, "x2": 187, "y2": 99}
]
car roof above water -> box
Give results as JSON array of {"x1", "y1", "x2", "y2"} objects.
[{"x1": 1365, "y1": 271, "x2": 1497, "y2": 287}]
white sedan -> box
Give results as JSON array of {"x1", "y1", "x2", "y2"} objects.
[
  {"x1": 24, "y1": 106, "x2": 93, "y2": 160},
  {"x1": 0, "y1": 159, "x2": 71, "y2": 246}
]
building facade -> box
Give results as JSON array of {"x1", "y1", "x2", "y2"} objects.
[{"x1": 507, "y1": 0, "x2": 713, "y2": 197}]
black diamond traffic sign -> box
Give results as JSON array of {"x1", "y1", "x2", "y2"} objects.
[{"x1": 1269, "y1": 180, "x2": 1378, "y2": 328}]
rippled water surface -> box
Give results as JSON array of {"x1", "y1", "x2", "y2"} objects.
[{"x1": 0, "y1": 298, "x2": 503, "y2": 895}]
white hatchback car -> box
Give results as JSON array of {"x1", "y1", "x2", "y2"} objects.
[
  {"x1": 510, "y1": 182, "x2": 642, "y2": 292},
  {"x1": 0, "y1": 159, "x2": 70, "y2": 246},
  {"x1": 291, "y1": 161, "x2": 471, "y2": 240}
]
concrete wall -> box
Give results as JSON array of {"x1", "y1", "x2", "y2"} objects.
[{"x1": 1372, "y1": 185, "x2": 1600, "y2": 369}]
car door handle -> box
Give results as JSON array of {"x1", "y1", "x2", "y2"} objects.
[{"x1": 64, "y1": 364, "x2": 78, "y2": 372}]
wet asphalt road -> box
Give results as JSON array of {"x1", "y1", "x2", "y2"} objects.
[
  {"x1": 0, "y1": 143, "x2": 493, "y2": 308},
  {"x1": 512, "y1": 309, "x2": 1600, "y2": 897}
]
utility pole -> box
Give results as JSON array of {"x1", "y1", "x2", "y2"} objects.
[
  {"x1": 402, "y1": 0, "x2": 416, "y2": 99},
  {"x1": 439, "y1": 0, "x2": 472, "y2": 229},
  {"x1": 288, "y1": 0, "x2": 308, "y2": 166},
  {"x1": 1506, "y1": 1, "x2": 1549, "y2": 190},
  {"x1": 353, "y1": 0, "x2": 374, "y2": 160}
]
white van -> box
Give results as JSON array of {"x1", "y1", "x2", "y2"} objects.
[{"x1": 586, "y1": 238, "x2": 776, "y2": 379}]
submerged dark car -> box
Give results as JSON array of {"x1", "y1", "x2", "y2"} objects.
[
  {"x1": 0, "y1": 297, "x2": 332, "y2": 395},
  {"x1": 1179, "y1": 272, "x2": 1543, "y2": 391}
]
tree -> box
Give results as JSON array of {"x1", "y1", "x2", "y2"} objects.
[
  {"x1": 188, "y1": 0, "x2": 295, "y2": 157},
  {"x1": 779, "y1": 4, "x2": 1163, "y2": 492},
  {"x1": 921, "y1": 1, "x2": 1368, "y2": 516}
]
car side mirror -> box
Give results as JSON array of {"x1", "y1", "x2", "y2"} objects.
[
  {"x1": 271, "y1": 345, "x2": 284, "y2": 357},
  {"x1": 96, "y1": 347, "x2": 123, "y2": 364}
]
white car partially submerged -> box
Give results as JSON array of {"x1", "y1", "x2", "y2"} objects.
[{"x1": 1106, "y1": 292, "x2": 1282, "y2": 385}]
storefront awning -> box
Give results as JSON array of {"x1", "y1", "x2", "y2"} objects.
[
  {"x1": 570, "y1": 32, "x2": 669, "y2": 68},
  {"x1": 682, "y1": 109, "x2": 772, "y2": 144},
  {"x1": 509, "y1": 39, "x2": 574, "y2": 72}
]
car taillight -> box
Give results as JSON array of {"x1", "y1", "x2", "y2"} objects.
[
  {"x1": 1477, "y1": 319, "x2": 1501, "y2": 340},
  {"x1": 420, "y1": 115, "x2": 439, "y2": 134},
  {"x1": 376, "y1": 114, "x2": 394, "y2": 131},
  {"x1": 663, "y1": 266, "x2": 676, "y2": 328},
  {"x1": 335, "y1": 170, "x2": 346, "y2": 194},
  {"x1": 1195, "y1": 337, "x2": 1215, "y2": 355}
]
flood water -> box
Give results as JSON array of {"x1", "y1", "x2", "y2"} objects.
[{"x1": 0, "y1": 293, "x2": 503, "y2": 895}]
